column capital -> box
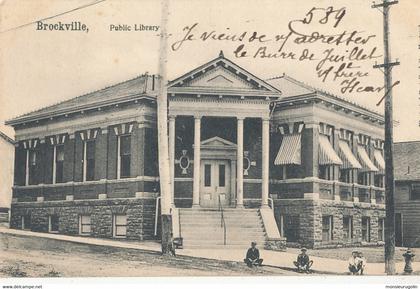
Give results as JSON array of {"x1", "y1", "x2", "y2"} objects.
[
  {"x1": 194, "y1": 115, "x2": 202, "y2": 120},
  {"x1": 237, "y1": 116, "x2": 245, "y2": 121},
  {"x1": 262, "y1": 117, "x2": 271, "y2": 122},
  {"x1": 168, "y1": 115, "x2": 177, "y2": 121}
]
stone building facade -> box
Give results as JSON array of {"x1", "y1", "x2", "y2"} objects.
[{"x1": 6, "y1": 52, "x2": 386, "y2": 248}]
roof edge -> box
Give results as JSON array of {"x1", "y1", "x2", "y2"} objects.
[{"x1": 0, "y1": 131, "x2": 15, "y2": 144}]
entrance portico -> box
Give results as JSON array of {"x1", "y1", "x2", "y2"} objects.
[{"x1": 167, "y1": 51, "x2": 280, "y2": 208}]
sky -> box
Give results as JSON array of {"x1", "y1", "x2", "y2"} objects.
[{"x1": 0, "y1": 0, "x2": 419, "y2": 141}]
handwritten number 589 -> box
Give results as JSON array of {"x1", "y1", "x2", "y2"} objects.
[{"x1": 302, "y1": 7, "x2": 346, "y2": 28}]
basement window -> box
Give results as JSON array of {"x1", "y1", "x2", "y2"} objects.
[
  {"x1": 113, "y1": 214, "x2": 127, "y2": 238},
  {"x1": 322, "y1": 216, "x2": 333, "y2": 242},
  {"x1": 79, "y1": 215, "x2": 92, "y2": 235},
  {"x1": 378, "y1": 218, "x2": 385, "y2": 242},
  {"x1": 48, "y1": 215, "x2": 59, "y2": 233},
  {"x1": 362, "y1": 217, "x2": 370, "y2": 242},
  {"x1": 343, "y1": 216, "x2": 353, "y2": 241},
  {"x1": 21, "y1": 215, "x2": 31, "y2": 230}
]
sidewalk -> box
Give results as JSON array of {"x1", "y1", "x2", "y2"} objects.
[
  {"x1": 178, "y1": 247, "x2": 416, "y2": 275},
  {"x1": 1, "y1": 228, "x2": 417, "y2": 275}
]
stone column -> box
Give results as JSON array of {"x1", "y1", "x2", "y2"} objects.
[
  {"x1": 169, "y1": 116, "x2": 176, "y2": 206},
  {"x1": 192, "y1": 116, "x2": 201, "y2": 207},
  {"x1": 237, "y1": 117, "x2": 244, "y2": 207},
  {"x1": 261, "y1": 118, "x2": 270, "y2": 207}
]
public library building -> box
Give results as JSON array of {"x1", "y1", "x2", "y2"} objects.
[{"x1": 6, "y1": 52, "x2": 386, "y2": 249}]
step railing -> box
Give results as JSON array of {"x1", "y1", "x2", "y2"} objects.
[
  {"x1": 218, "y1": 195, "x2": 227, "y2": 245},
  {"x1": 268, "y1": 197, "x2": 275, "y2": 217},
  {"x1": 154, "y1": 196, "x2": 161, "y2": 237}
]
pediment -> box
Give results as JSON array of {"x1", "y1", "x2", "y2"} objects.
[
  {"x1": 168, "y1": 52, "x2": 281, "y2": 94},
  {"x1": 201, "y1": 136, "x2": 237, "y2": 148},
  {"x1": 186, "y1": 66, "x2": 255, "y2": 89}
]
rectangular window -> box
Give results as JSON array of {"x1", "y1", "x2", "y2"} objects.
[
  {"x1": 281, "y1": 215, "x2": 299, "y2": 242},
  {"x1": 322, "y1": 216, "x2": 333, "y2": 242},
  {"x1": 79, "y1": 215, "x2": 92, "y2": 235},
  {"x1": 362, "y1": 217, "x2": 370, "y2": 242},
  {"x1": 28, "y1": 150, "x2": 37, "y2": 185},
  {"x1": 218, "y1": 164, "x2": 225, "y2": 187},
  {"x1": 358, "y1": 172, "x2": 369, "y2": 186},
  {"x1": 21, "y1": 215, "x2": 31, "y2": 230},
  {"x1": 339, "y1": 169, "x2": 351, "y2": 183},
  {"x1": 55, "y1": 145, "x2": 64, "y2": 183},
  {"x1": 49, "y1": 215, "x2": 59, "y2": 233},
  {"x1": 411, "y1": 184, "x2": 420, "y2": 200},
  {"x1": 319, "y1": 165, "x2": 331, "y2": 180},
  {"x1": 378, "y1": 218, "x2": 385, "y2": 242},
  {"x1": 83, "y1": 140, "x2": 95, "y2": 181},
  {"x1": 113, "y1": 214, "x2": 127, "y2": 238},
  {"x1": 343, "y1": 216, "x2": 353, "y2": 241},
  {"x1": 204, "y1": 164, "x2": 211, "y2": 187},
  {"x1": 374, "y1": 175, "x2": 384, "y2": 188},
  {"x1": 118, "y1": 135, "x2": 131, "y2": 179}
]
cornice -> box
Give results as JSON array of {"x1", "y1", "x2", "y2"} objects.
[
  {"x1": 168, "y1": 87, "x2": 279, "y2": 100},
  {"x1": 6, "y1": 94, "x2": 156, "y2": 127},
  {"x1": 275, "y1": 93, "x2": 385, "y2": 125}
]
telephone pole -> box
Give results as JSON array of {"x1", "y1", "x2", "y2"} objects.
[
  {"x1": 157, "y1": 0, "x2": 174, "y2": 255},
  {"x1": 372, "y1": 0, "x2": 399, "y2": 275}
]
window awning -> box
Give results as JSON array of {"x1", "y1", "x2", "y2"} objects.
[
  {"x1": 373, "y1": 149, "x2": 385, "y2": 174},
  {"x1": 319, "y1": 135, "x2": 343, "y2": 165},
  {"x1": 357, "y1": 145, "x2": 378, "y2": 172},
  {"x1": 338, "y1": 140, "x2": 362, "y2": 169},
  {"x1": 274, "y1": 134, "x2": 301, "y2": 166}
]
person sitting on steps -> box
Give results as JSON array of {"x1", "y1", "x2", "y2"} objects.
[
  {"x1": 293, "y1": 247, "x2": 313, "y2": 273},
  {"x1": 244, "y1": 241, "x2": 263, "y2": 267}
]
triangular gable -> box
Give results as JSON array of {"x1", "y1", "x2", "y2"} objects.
[
  {"x1": 168, "y1": 51, "x2": 280, "y2": 93},
  {"x1": 266, "y1": 74, "x2": 315, "y2": 98},
  {"x1": 201, "y1": 136, "x2": 237, "y2": 148},
  {"x1": 187, "y1": 66, "x2": 255, "y2": 89}
]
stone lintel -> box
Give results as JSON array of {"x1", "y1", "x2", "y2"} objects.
[
  {"x1": 98, "y1": 193, "x2": 107, "y2": 200},
  {"x1": 304, "y1": 193, "x2": 319, "y2": 200}
]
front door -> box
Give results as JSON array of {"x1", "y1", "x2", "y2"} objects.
[{"x1": 200, "y1": 160, "x2": 230, "y2": 207}]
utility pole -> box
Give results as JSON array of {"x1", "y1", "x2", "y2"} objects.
[
  {"x1": 157, "y1": 0, "x2": 174, "y2": 255},
  {"x1": 372, "y1": 0, "x2": 399, "y2": 275}
]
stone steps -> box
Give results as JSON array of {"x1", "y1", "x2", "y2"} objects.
[{"x1": 179, "y1": 208, "x2": 267, "y2": 249}]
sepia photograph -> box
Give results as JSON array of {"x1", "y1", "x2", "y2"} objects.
[{"x1": 0, "y1": 0, "x2": 419, "y2": 288}]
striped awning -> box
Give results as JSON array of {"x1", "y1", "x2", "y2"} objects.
[
  {"x1": 338, "y1": 140, "x2": 362, "y2": 169},
  {"x1": 373, "y1": 149, "x2": 385, "y2": 174},
  {"x1": 357, "y1": 145, "x2": 378, "y2": 172},
  {"x1": 319, "y1": 135, "x2": 343, "y2": 165},
  {"x1": 274, "y1": 134, "x2": 301, "y2": 165}
]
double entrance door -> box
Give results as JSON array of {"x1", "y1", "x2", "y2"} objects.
[{"x1": 200, "y1": 160, "x2": 231, "y2": 207}]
